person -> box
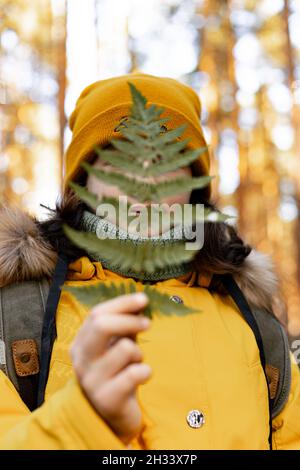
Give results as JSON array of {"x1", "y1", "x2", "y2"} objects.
[{"x1": 0, "y1": 72, "x2": 299, "y2": 450}]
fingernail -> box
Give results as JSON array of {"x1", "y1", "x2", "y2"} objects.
[
  {"x1": 140, "y1": 317, "x2": 151, "y2": 328},
  {"x1": 139, "y1": 364, "x2": 152, "y2": 378},
  {"x1": 135, "y1": 292, "x2": 148, "y2": 303}
]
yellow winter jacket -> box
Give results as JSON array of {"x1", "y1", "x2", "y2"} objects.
[{"x1": 0, "y1": 256, "x2": 300, "y2": 450}]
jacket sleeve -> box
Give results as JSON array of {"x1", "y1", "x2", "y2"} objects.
[
  {"x1": 0, "y1": 370, "x2": 135, "y2": 450},
  {"x1": 272, "y1": 355, "x2": 300, "y2": 450}
]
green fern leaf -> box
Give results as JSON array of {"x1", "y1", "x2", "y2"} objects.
[
  {"x1": 143, "y1": 285, "x2": 198, "y2": 318},
  {"x1": 82, "y1": 162, "x2": 212, "y2": 203},
  {"x1": 69, "y1": 182, "x2": 99, "y2": 211},
  {"x1": 154, "y1": 175, "x2": 213, "y2": 200},
  {"x1": 149, "y1": 147, "x2": 207, "y2": 176},
  {"x1": 63, "y1": 224, "x2": 197, "y2": 275},
  {"x1": 63, "y1": 281, "x2": 198, "y2": 319},
  {"x1": 110, "y1": 138, "x2": 145, "y2": 156},
  {"x1": 81, "y1": 162, "x2": 151, "y2": 201},
  {"x1": 151, "y1": 125, "x2": 187, "y2": 146},
  {"x1": 94, "y1": 145, "x2": 207, "y2": 177},
  {"x1": 128, "y1": 82, "x2": 148, "y2": 120}
]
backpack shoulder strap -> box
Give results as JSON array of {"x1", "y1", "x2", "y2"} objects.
[
  {"x1": 37, "y1": 254, "x2": 69, "y2": 407},
  {"x1": 219, "y1": 274, "x2": 291, "y2": 419},
  {"x1": 252, "y1": 307, "x2": 291, "y2": 418},
  {"x1": 0, "y1": 279, "x2": 50, "y2": 410}
]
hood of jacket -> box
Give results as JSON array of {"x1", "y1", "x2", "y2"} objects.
[{"x1": 0, "y1": 194, "x2": 281, "y2": 315}]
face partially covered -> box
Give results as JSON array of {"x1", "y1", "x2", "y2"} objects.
[
  {"x1": 86, "y1": 149, "x2": 192, "y2": 206},
  {"x1": 86, "y1": 145, "x2": 193, "y2": 236}
]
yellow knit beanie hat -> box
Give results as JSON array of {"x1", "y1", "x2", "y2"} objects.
[{"x1": 65, "y1": 72, "x2": 210, "y2": 196}]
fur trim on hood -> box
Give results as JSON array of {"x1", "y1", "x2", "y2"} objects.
[
  {"x1": 0, "y1": 195, "x2": 279, "y2": 314},
  {"x1": 0, "y1": 205, "x2": 57, "y2": 286},
  {"x1": 234, "y1": 250, "x2": 278, "y2": 313}
]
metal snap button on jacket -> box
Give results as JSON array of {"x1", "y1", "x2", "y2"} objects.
[
  {"x1": 170, "y1": 295, "x2": 183, "y2": 304},
  {"x1": 186, "y1": 410, "x2": 205, "y2": 429}
]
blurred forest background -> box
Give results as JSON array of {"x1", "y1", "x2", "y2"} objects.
[{"x1": 0, "y1": 0, "x2": 300, "y2": 335}]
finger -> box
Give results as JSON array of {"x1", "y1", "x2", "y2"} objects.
[
  {"x1": 106, "y1": 363, "x2": 152, "y2": 406},
  {"x1": 82, "y1": 292, "x2": 149, "y2": 349},
  {"x1": 86, "y1": 338, "x2": 143, "y2": 382},
  {"x1": 90, "y1": 292, "x2": 148, "y2": 318},
  {"x1": 72, "y1": 312, "x2": 150, "y2": 364}
]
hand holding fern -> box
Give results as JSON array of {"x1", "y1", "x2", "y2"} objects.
[{"x1": 70, "y1": 292, "x2": 152, "y2": 445}]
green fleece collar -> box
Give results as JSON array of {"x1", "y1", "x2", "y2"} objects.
[{"x1": 81, "y1": 210, "x2": 194, "y2": 281}]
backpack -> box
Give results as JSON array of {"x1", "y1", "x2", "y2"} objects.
[
  {"x1": 0, "y1": 255, "x2": 68, "y2": 411},
  {"x1": 0, "y1": 257, "x2": 291, "y2": 448}
]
